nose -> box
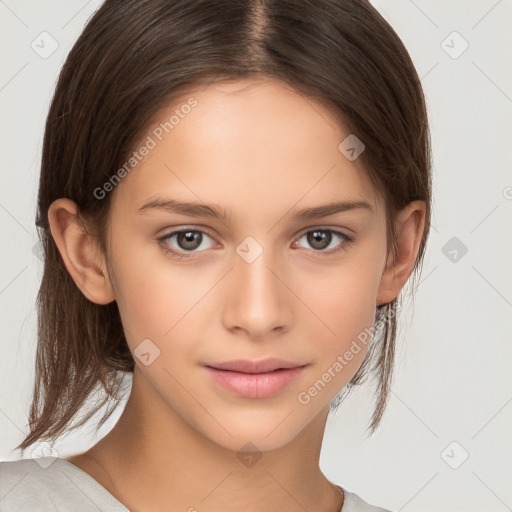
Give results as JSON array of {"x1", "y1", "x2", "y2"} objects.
[{"x1": 222, "y1": 243, "x2": 292, "y2": 340}]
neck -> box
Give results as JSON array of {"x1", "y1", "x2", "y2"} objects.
[{"x1": 79, "y1": 367, "x2": 344, "y2": 512}]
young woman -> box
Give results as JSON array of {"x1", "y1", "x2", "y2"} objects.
[{"x1": 0, "y1": 1, "x2": 431, "y2": 511}]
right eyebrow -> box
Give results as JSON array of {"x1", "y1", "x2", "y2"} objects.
[{"x1": 137, "y1": 196, "x2": 231, "y2": 222}]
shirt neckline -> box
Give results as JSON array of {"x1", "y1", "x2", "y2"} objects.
[{"x1": 59, "y1": 457, "x2": 348, "y2": 512}]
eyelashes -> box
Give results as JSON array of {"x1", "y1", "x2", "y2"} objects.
[{"x1": 157, "y1": 227, "x2": 355, "y2": 260}]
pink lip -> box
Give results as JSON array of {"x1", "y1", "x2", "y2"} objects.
[{"x1": 204, "y1": 358, "x2": 308, "y2": 398}]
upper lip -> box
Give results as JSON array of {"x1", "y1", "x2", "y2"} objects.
[{"x1": 205, "y1": 358, "x2": 307, "y2": 374}]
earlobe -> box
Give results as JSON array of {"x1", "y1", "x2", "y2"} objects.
[
  {"x1": 47, "y1": 198, "x2": 115, "y2": 305},
  {"x1": 376, "y1": 200, "x2": 426, "y2": 306}
]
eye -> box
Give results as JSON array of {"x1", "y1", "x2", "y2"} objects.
[
  {"x1": 158, "y1": 227, "x2": 354, "y2": 260},
  {"x1": 158, "y1": 228, "x2": 216, "y2": 258},
  {"x1": 293, "y1": 228, "x2": 354, "y2": 255}
]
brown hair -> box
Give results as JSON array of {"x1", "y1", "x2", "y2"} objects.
[{"x1": 17, "y1": 0, "x2": 432, "y2": 454}]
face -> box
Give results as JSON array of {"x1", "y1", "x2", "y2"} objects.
[{"x1": 103, "y1": 78, "x2": 389, "y2": 452}]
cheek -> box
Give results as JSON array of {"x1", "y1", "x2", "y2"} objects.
[
  {"x1": 294, "y1": 261, "x2": 381, "y2": 383},
  {"x1": 109, "y1": 243, "x2": 205, "y2": 347},
  {"x1": 301, "y1": 263, "x2": 379, "y2": 333}
]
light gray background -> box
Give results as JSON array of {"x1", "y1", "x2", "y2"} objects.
[{"x1": 1, "y1": 1, "x2": 511, "y2": 511}]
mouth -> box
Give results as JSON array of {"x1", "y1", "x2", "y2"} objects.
[{"x1": 203, "y1": 358, "x2": 308, "y2": 398}]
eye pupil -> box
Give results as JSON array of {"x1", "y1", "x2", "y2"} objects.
[{"x1": 307, "y1": 230, "x2": 331, "y2": 250}]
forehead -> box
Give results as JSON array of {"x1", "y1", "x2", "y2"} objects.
[{"x1": 111, "y1": 78, "x2": 380, "y2": 218}]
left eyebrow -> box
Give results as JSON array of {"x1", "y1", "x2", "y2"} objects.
[
  {"x1": 293, "y1": 200, "x2": 373, "y2": 220},
  {"x1": 136, "y1": 196, "x2": 372, "y2": 222}
]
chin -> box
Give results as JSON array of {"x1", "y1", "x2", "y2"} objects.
[
  {"x1": 203, "y1": 426, "x2": 301, "y2": 454},
  {"x1": 193, "y1": 402, "x2": 325, "y2": 454}
]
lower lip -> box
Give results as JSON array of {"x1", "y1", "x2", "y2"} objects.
[{"x1": 205, "y1": 366, "x2": 306, "y2": 398}]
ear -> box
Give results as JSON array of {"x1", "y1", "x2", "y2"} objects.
[
  {"x1": 377, "y1": 200, "x2": 426, "y2": 306},
  {"x1": 47, "y1": 198, "x2": 115, "y2": 305}
]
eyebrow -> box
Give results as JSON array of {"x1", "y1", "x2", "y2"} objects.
[{"x1": 137, "y1": 196, "x2": 372, "y2": 221}]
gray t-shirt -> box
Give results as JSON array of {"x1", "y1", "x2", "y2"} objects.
[{"x1": 0, "y1": 457, "x2": 392, "y2": 511}]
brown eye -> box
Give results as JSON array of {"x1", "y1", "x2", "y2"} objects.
[
  {"x1": 158, "y1": 228, "x2": 216, "y2": 257},
  {"x1": 176, "y1": 231, "x2": 203, "y2": 251},
  {"x1": 307, "y1": 230, "x2": 332, "y2": 250},
  {"x1": 295, "y1": 228, "x2": 354, "y2": 255}
]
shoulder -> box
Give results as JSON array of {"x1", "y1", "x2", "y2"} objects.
[
  {"x1": 0, "y1": 457, "x2": 128, "y2": 511},
  {"x1": 0, "y1": 457, "x2": 57, "y2": 503},
  {"x1": 340, "y1": 487, "x2": 393, "y2": 512}
]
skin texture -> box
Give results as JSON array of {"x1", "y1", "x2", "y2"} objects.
[{"x1": 49, "y1": 77, "x2": 426, "y2": 512}]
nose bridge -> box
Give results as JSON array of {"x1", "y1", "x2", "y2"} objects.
[{"x1": 222, "y1": 235, "x2": 291, "y2": 337}]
